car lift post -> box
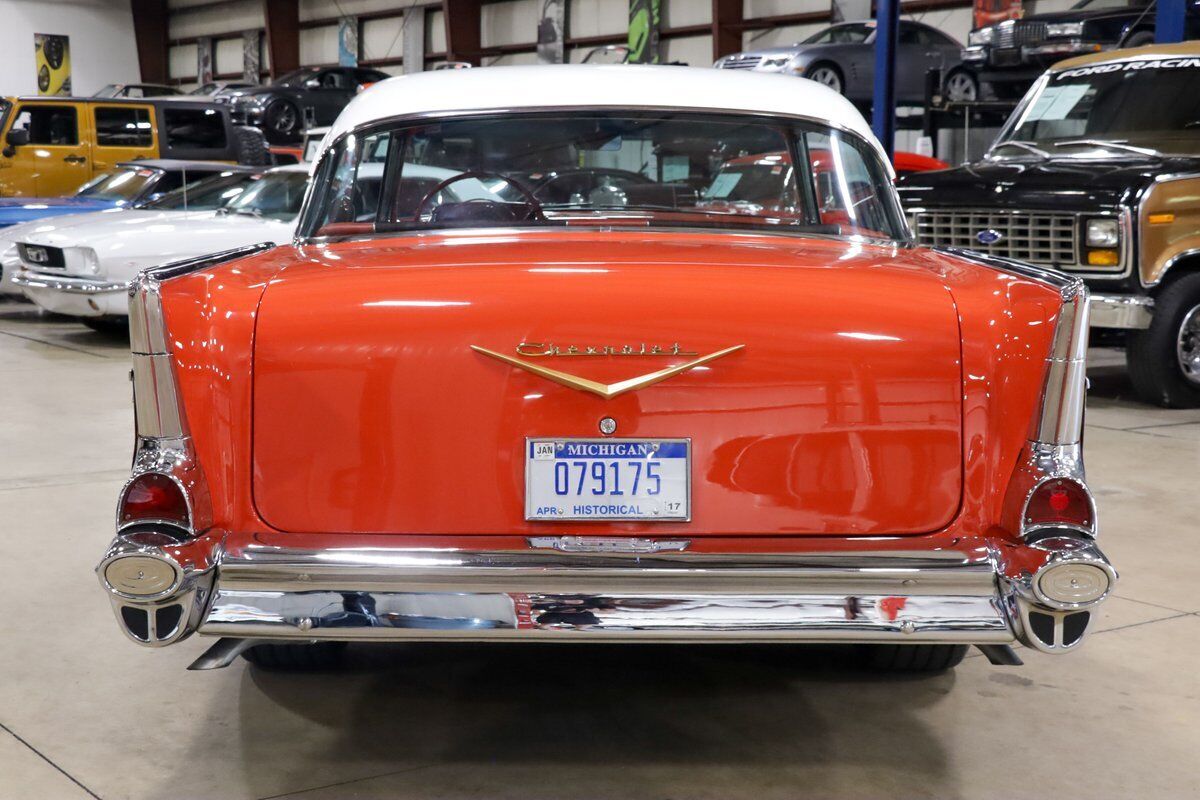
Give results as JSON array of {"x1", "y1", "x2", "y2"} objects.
[
  {"x1": 872, "y1": 0, "x2": 899, "y2": 159},
  {"x1": 1156, "y1": 0, "x2": 1187, "y2": 42}
]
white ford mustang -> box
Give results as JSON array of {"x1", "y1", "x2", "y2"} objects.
[{"x1": 12, "y1": 166, "x2": 309, "y2": 329}]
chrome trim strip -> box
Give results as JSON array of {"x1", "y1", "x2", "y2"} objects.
[
  {"x1": 130, "y1": 354, "x2": 186, "y2": 440},
  {"x1": 11, "y1": 271, "x2": 129, "y2": 294},
  {"x1": 1035, "y1": 284, "x2": 1090, "y2": 445},
  {"x1": 1089, "y1": 293, "x2": 1153, "y2": 329},
  {"x1": 935, "y1": 246, "x2": 1083, "y2": 298},
  {"x1": 1151, "y1": 246, "x2": 1200, "y2": 290},
  {"x1": 528, "y1": 536, "x2": 691, "y2": 553}
]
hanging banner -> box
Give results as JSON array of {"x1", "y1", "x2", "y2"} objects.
[
  {"x1": 537, "y1": 0, "x2": 566, "y2": 64},
  {"x1": 197, "y1": 38, "x2": 214, "y2": 84},
  {"x1": 338, "y1": 17, "x2": 359, "y2": 67},
  {"x1": 243, "y1": 30, "x2": 261, "y2": 83},
  {"x1": 831, "y1": 0, "x2": 871, "y2": 24},
  {"x1": 34, "y1": 34, "x2": 71, "y2": 96},
  {"x1": 403, "y1": 7, "x2": 426, "y2": 74},
  {"x1": 974, "y1": 0, "x2": 1024, "y2": 28},
  {"x1": 627, "y1": 0, "x2": 660, "y2": 65}
]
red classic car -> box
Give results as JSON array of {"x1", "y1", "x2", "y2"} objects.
[{"x1": 98, "y1": 65, "x2": 1114, "y2": 673}]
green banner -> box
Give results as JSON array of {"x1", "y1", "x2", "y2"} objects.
[{"x1": 627, "y1": 0, "x2": 660, "y2": 64}]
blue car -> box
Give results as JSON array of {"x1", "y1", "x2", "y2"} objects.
[{"x1": 0, "y1": 159, "x2": 249, "y2": 229}]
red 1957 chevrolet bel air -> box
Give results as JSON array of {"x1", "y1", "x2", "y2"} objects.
[{"x1": 97, "y1": 64, "x2": 1115, "y2": 673}]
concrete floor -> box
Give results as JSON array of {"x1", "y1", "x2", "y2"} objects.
[{"x1": 0, "y1": 298, "x2": 1197, "y2": 800}]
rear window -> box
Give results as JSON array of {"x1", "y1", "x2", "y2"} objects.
[
  {"x1": 146, "y1": 171, "x2": 257, "y2": 210},
  {"x1": 162, "y1": 107, "x2": 227, "y2": 151},
  {"x1": 303, "y1": 111, "x2": 905, "y2": 241},
  {"x1": 77, "y1": 167, "x2": 158, "y2": 200},
  {"x1": 95, "y1": 106, "x2": 153, "y2": 147}
]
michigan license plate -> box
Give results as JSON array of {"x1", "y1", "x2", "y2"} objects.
[{"x1": 525, "y1": 438, "x2": 690, "y2": 521}]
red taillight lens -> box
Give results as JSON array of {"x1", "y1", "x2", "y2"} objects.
[
  {"x1": 1026, "y1": 478, "x2": 1092, "y2": 531},
  {"x1": 120, "y1": 473, "x2": 189, "y2": 528}
]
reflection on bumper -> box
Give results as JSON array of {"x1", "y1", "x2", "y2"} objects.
[
  {"x1": 96, "y1": 534, "x2": 1116, "y2": 665},
  {"x1": 12, "y1": 270, "x2": 129, "y2": 294},
  {"x1": 14, "y1": 271, "x2": 129, "y2": 317},
  {"x1": 1090, "y1": 294, "x2": 1153, "y2": 329}
]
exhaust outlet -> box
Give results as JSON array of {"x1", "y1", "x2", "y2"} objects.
[
  {"x1": 1000, "y1": 531, "x2": 1116, "y2": 654},
  {"x1": 96, "y1": 530, "x2": 216, "y2": 647}
]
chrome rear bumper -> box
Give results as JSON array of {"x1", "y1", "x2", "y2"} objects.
[
  {"x1": 97, "y1": 533, "x2": 1116, "y2": 666},
  {"x1": 1090, "y1": 294, "x2": 1153, "y2": 329},
  {"x1": 199, "y1": 547, "x2": 1014, "y2": 643}
]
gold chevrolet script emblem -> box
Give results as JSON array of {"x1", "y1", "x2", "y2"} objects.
[{"x1": 471, "y1": 343, "x2": 744, "y2": 399}]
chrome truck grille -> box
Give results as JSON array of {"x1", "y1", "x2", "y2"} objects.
[
  {"x1": 995, "y1": 20, "x2": 1047, "y2": 49},
  {"x1": 910, "y1": 209, "x2": 1078, "y2": 268}
]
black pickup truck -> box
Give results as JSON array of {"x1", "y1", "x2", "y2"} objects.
[
  {"x1": 898, "y1": 45, "x2": 1200, "y2": 408},
  {"x1": 963, "y1": 0, "x2": 1200, "y2": 97}
]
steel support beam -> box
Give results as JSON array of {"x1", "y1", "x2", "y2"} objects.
[
  {"x1": 1155, "y1": 0, "x2": 1187, "y2": 43},
  {"x1": 263, "y1": 0, "x2": 300, "y2": 78},
  {"x1": 130, "y1": 0, "x2": 170, "y2": 84},
  {"x1": 443, "y1": 0, "x2": 484, "y2": 66},
  {"x1": 872, "y1": 0, "x2": 899, "y2": 159},
  {"x1": 712, "y1": 0, "x2": 744, "y2": 61}
]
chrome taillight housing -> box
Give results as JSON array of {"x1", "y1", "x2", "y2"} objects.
[
  {"x1": 1002, "y1": 276, "x2": 1098, "y2": 540},
  {"x1": 121, "y1": 245, "x2": 271, "y2": 537}
]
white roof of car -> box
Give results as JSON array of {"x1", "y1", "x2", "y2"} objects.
[{"x1": 321, "y1": 64, "x2": 882, "y2": 159}]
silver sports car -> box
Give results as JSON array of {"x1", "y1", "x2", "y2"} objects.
[{"x1": 714, "y1": 19, "x2": 978, "y2": 105}]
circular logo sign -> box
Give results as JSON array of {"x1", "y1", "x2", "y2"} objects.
[{"x1": 976, "y1": 229, "x2": 1003, "y2": 245}]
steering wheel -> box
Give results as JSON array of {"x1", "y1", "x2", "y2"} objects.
[{"x1": 413, "y1": 171, "x2": 546, "y2": 223}]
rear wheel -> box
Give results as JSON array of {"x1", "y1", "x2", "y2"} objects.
[
  {"x1": 1126, "y1": 273, "x2": 1200, "y2": 408},
  {"x1": 1122, "y1": 30, "x2": 1155, "y2": 48},
  {"x1": 943, "y1": 68, "x2": 979, "y2": 102},
  {"x1": 805, "y1": 63, "x2": 844, "y2": 95},
  {"x1": 232, "y1": 124, "x2": 270, "y2": 166},
  {"x1": 264, "y1": 100, "x2": 301, "y2": 143},
  {"x1": 989, "y1": 80, "x2": 1028, "y2": 100},
  {"x1": 242, "y1": 642, "x2": 346, "y2": 670},
  {"x1": 856, "y1": 644, "x2": 968, "y2": 672}
]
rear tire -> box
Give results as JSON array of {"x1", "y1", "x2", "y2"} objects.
[
  {"x1": 856, "y1": 644, "x2": 968, "y2": 672},
  {"x1": 242, "y1": 642, "x2": 346, "y2": 670},
  {"x1": 1126, "y1": 273, "x2": 1200, "y2": 408},
  {"x1": 1122, "y1": 30, "x2": 1155, "y2": 48},
  {"x1": 943, "y1": 68, "x2": 979, "y2": 102},
  {"x1": 81, "y1": 317, "x2": 127, "y2": 334},
  {"x1": 263, "y1": 100, "x2": 301, "y2": 143},
  {"x1": 989, "y1": 81, "x2": 1028, "y2": 101},
  {"x1": 232, "y1": 124, "x2": 271, "y2": 166},
  {"x1": 804, "y1": 62, "x2": 844, "y2": 96}
]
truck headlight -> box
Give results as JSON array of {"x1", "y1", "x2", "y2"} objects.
[
  {"x1": 1046, "y1": 22, "x2": 1084, "y2": 38},
  {"x1": 968, "y1": 27, "x2": 995, "y2": 46},
  {"x1": 1086, "y1": 218, "x2": 1120, "y2": 248}
]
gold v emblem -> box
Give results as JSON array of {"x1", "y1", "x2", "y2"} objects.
[{"x1": 471, "y1": 344, "x2": 745, "y2": 399}]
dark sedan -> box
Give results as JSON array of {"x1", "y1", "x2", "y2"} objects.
[
  {"x1": 715, "y1": 20, "x2": 978, "y2": 105},
  {"x1": 221, "y1": 66, "x2": 391, "y2": 142},
  {"x1": 964, "y1": 0, "x2": 1200, "y2": 98}
]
